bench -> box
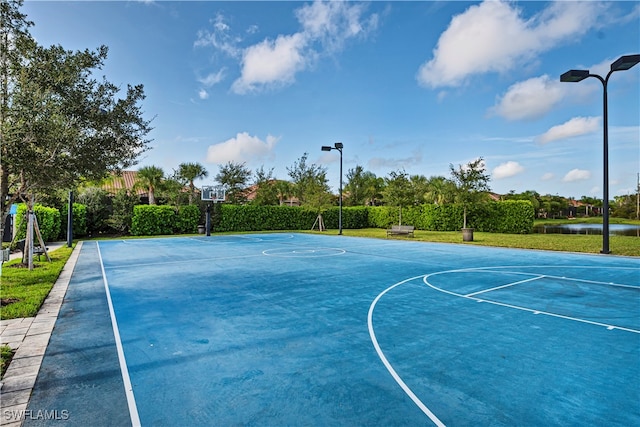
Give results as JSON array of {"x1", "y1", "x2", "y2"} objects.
[
  {"x1": 15, "y1": 239, "x2": 48, "y2": 261},
  {"x1": 386, "y1": 225, "x2": 415, "y2": 238}
]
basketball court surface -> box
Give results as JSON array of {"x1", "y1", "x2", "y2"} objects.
[{"x1": 24, "y1": 233, "x2": 639, "y2": 426}]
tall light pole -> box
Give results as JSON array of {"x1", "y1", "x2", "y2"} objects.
[
  {"x1": 561, "y1": 54, "x2": 640, "y2": 254},
  {"x1": 321, "y1": 142, "x2": 344, "y2": 235}
]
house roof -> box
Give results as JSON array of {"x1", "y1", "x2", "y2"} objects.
[{"x1": 102, "y1": 171, "x2": 147, "y2": 196}]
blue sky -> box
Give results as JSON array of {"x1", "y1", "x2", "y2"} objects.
[{"x1": 23, "y1": 1, "x2": 640, "y2": 199}]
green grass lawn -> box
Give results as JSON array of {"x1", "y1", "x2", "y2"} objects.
[
  {"x1": 1, "y1": 344, "x2": 14, "y2": 378},
  {"x1": 310, "y1": 228, "x2": 640, "y2": 257},
  {"x1": 1, "y1": 245, "x2": 74, "y2": 320}
]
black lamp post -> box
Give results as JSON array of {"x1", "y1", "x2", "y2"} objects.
[
  {"x1": 560, "y1": 54, "x2": 640, "y2": 254},
  {"x1": 321, "y1": 142, "x2": 344, "y2": 235}
]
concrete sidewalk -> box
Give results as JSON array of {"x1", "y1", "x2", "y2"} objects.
[{"x1": 0, "y1": 242, "x2": 81, "y2": 427}]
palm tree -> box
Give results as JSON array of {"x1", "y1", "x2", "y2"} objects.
[
  {"x1": 135, "y1": 165, "x2": 165, "y2": 205},
  {"x1": 177, "y1": 162, "x2": 209, "y2": 204},
  {"x1": 274, "y1": 180, "x2": 294, "y2": 205},
  {"x1": 425, "y1": 176, "x2": 455, "y2": 205}
]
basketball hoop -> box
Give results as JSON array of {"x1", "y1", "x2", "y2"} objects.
[{"x1": 201, "y1": 186, "x2": 226, "y2": 202}]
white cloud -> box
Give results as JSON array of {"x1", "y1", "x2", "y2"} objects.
[
  {"x1": 231, "y1": 34, "x2": 308, "y2": 94},
  {"x1": 417, "y1": 0, "x2": 604, "y2": 88},
  {"x1": 493, "y1": 161, "x2": 524, "y2": 179},
  {"x1": 296, "y1": 0, "x2": 378, "y2": 52},
  {"x1": 198, "y1": 70, "x2": 225, "y2": 87},
  {"x1": 229, "y1": 0, "x2": 378, "y2": 94},
  {"x1": 195, "y1": 13, "x2": 242, "y2": 58},
  {"x1": 541, "y1": 172, "x2": 554, "y2": 181},
  {"x1": 491, "y1": 75, "x2": 565, "y2": 120},
  {"x1": 198, "y1": 89, "x2": 209, "y2": 100},
  {"x1": 563, "y1": 169, "x2": 591, "y2": 182},
  {"x1": 206, "y1": 132, "x2": 279, "y2": 164},
  {"x1": 537, "y1": 116, "x2": 600, "y2": 144}
]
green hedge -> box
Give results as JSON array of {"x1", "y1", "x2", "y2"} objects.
[
  {"x1": 59, "y1": 203, "x2": 88, "y2": 238},
  {"x1": 127, "y1": 200, "x2": 534, "y2": 236},
  {"x1": 175, "y1": 205, "x2": 200, "y2": 234},
  {"x1": 130, "y1": 204, "x2": 216, "y2": 235},
  {"x1": 15, "y1": 204, "x2": 61, "y2": 242},
  {"x1": 217, "y1": 205, "x2": 317, "y2": 232},
  {"x1": 367, "y1": 201, "x2": 534, "y2": 234},
  {"x1": 322, "y1": 206, "x2": 370, "y2": 229},
  {"x1": 131, "y1": 205, "x2": 176, "y2": 236}
]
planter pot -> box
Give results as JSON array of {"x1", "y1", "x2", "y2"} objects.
[
  {"x1": 462, "y1": 228, "x2": 474, "y2": 242},
  {"x1": 197, "y1": 225, "x2": 205, "y2": 234}
]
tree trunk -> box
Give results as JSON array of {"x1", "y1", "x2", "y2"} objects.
[{"x1": 463, "y1": 206, "x2": 467, "y2": 229}]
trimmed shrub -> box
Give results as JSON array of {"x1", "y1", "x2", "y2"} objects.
[
  {"x1": 217, "y1": 205, "x2": 317, "y2": 232},
  {"x1": 131, "y1": 205, "x2": 175, "y2": 236},
  {"x1": 367, "y1": 201, "x2": 533, "y2": 234},
  {"x1": 15, "y1": 204, "x2": 61, "y2": 242},
  {"x1": 175, "y1": 205, "x2": 200, "y2": 234},
  {"x1": 367, "y1": 206, "x2": 400, "y2": 228},
  {"x1": 59, "y1": 203, "x2": 88, "y2": 238}
]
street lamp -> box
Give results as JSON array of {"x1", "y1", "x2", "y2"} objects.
[
  {"x1": 560, "y1": 54, "x2": 640, "y2": 254},
  {"x1": 321, "y1": 142, "x2": 344, "y2": 235}
]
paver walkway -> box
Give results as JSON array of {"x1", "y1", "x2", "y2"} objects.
[{"x1": 1, "y1": 242, "x2": 81, "y2": 427}]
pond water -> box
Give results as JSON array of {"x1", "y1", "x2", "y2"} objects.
[{"x1": 532, "y1": 223, "x2": 640, "y2": 236}]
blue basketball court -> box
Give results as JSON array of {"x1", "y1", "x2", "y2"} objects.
[{"x1": 25, "y1": 233, "x2": 640, "y2": 426}]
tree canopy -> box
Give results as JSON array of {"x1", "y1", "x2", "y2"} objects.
[
  {"x1": 215, "y1": 161, "x2": 252, "y2": 204},
  {"x1": 286, "y1": 153, "x2": 330, "y2": 209},
  {"x1": 0, "y1": 0, "x2": 153, "y2": 239},
  {"x1": 449, "y1": 158, "x2": 491, "y2": 228}
]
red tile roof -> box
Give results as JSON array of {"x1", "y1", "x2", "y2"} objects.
[{"x1": 102, "y1": 171, "x2": 147, "y2": 196}]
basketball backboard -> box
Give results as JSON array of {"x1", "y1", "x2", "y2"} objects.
[{"x1": 201, "y1": 186, "x2": 226, "y2": 202}]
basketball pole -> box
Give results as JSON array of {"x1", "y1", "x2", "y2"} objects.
[{"x1": 205, "y1": 203, "x2": 211, "y2": 237}]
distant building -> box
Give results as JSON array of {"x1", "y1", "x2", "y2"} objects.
[{"x1": 101, "y1": 171, "x2": 148, "y2": 203}]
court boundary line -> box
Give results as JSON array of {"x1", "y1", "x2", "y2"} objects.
[
  {"x1": 368, "y1": 275, "x2": 446, "y2": 427},
  {"x1": 423, "y1": 266, "x2": 640, "y2": 334},
  {"x1": 369, "y1": 264, "x2": 639, "y2": 425},
  {"x1": 96, "y1": 242, "x2": 142, "y2": 427}
]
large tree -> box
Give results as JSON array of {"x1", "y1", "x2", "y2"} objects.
[
  {"x1": 382, "y1": 169, "x2": 413, "y2": 225},
  {"x1": 286, "y1": 153, "x2": 330, "y2": 207},
  {"x1": 449, "y1": 158, "x2": 491, "y2": 229},
  {"x1": 251, "y1": 166, "x2": 279, "y2": 206},
  {"x1": 215, "y1": 161, "x2": 252, "y2": 204},
  {"x1": 176, "y1": 162, "x2": 208, "y2": 205},
  {"x1": 0, "y1": 0, "x2": 152, "y2": 240},
  {"x1": 344, "y1": 166, "x2": 383, "y2": 206}
]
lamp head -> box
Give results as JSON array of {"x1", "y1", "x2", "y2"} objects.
[
  {"x1": 560, "y1": 69, "x2": 590, "y2": 82},
  {"x1": 611, "y1": 54, "x2": 640, "y2": 71},
  {"x1": 321, "y1": 146, "x2": 332, "y2": 151},
  {"x1": 334, "y1": 142, "x2": 343, "y2": 149}
]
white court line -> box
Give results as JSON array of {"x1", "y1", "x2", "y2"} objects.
[
  {"x1": 368, "y1": 276, "x2": 446, "y2": 427},
  {"x1": 423, "y1": 267, "x2": 640, "y2": 334},
  {"x1": 465, "y1": 275, "x2": 545, "y2": 297},
  {"x1": 97, "y1": 243, "x2": 142, "y2": 427}
]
